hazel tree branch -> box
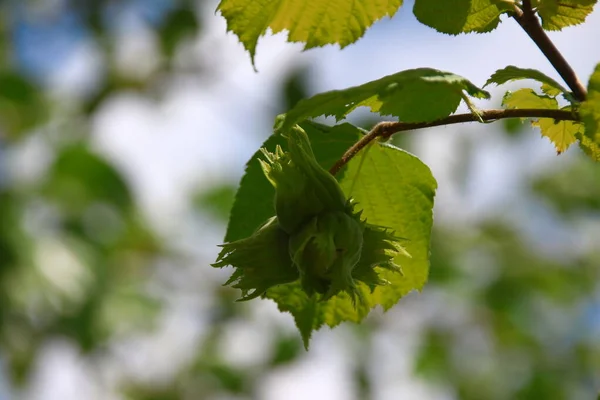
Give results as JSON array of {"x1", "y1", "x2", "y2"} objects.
[
  {"x1": 511, "y1": 0, "x2": 587, "y2": 101},
  {"x1": 329, "y1": 108, "x2": 578, "y2": 175}
]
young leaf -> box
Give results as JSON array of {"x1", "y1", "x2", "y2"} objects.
[
  {"x1": 531, "y1": 117, "x2": 582, "y2": 154},
  {"x1": 541, "y1": 83, "x2": 562, "y2": 97},
  {"x1": 581, "y1": 63, "x2": 600, "y2": 147},
  {"x1": 485, "y1": 65, "x2": 569, "y2": 95},
  {"x1": 413, "y1": 0, "x2": 511, "y2": 34},
  {"x1": 281, "y1": 68, "x2": 490, "y2": 130},
  {"x1": 536, "y1": 0, "x2": 597, "y2": 31},
  {"x1": 502, "y1": 88, "x2": 558, "y2": 110},
  {"x1": 502, "y1": 89, "x2": 581, "y2": 153},
  {"x1": 576, "y1": 132, "x2": 600, "y2": 161},
  {"x1": 266, "y1": 282, "x2": 372, "y2": 347},
  {"x1": 217, "y1": 0, "x2": 403, "y2": 66}
]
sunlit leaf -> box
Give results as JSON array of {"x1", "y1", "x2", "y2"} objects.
[
  {"x1": 217, "y1": 0, "x2": 403, "y2": 65},
  {"x1": 502, "y1": 88, "x2": 558, "y2": 110},
  {"x1": 536, "y1": 0, "x2": 597, "y2": 30},
  {"x1": 413, "y1": 0, "x2": 512, "y2": 34},
  {"x1": 485, "y1": 65, "x2": 569, "y2": 96},
  {"x1": 581, "y1": 63, "x2": 600, "y2": 148}
]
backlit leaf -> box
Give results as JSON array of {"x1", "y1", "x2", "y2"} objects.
[
  {"x1": 541, "y1": 83, "x2": 563, "y2": 97},
  {"x1": 224, "y1": 121, "x2": 358, "y2": 243},
  {"x1": 532, "y1": 117, "x2": 582, "y2": 154},
  {"x1": 502, "y1": 88, "x2": 558, "y2": 110},
  {"x1": 576, "y1": 131, "x2": 600, "y2": 161},
  {"x1": 339, "y1": 141, "x2": 436, "y2": 309},
  {"x1": 503, "y1": 89, "x2": 581, "y2": 153},
  {"x1": 413, "y1": 0, "x2": 512, "y2": 34},
  {"x1": 217, "y1": 0, "x2": 403, "y2": 65},
  {"x1": 282, "y1": 68, "x2": 489, "y2": 130},
  {"x1": 223, "y1": 120, "x2": 436, "y2": 347},
  {"x1": 536, "y1": 0, "x2": 597, "y2": 31},
  {"x1": 485, "y1": 66, "x2": 569, "y2": 95},
  {"x1": 581, "y1": 63, "x2": 600, "y2": 148},
  {"x1": 267, "y1": 126, "x2": 436, "y2": 346}
]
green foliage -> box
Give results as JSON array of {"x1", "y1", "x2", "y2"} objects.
[
  {"x1": 213, "y1": 0, "x2": 600, "y2": 351},
  {"x1": 217, "y1": 0, "x2": 403, "y2": 65},
  {"x1": 485, "y1": 65, "x2": 569, "y2": 98},
  {"x1": 223, "y1": 121, "x2": 357, "y2": 243},
  {"x1": 536, "y1": 0, "x2": 597, "y2": 30},
  {"x1": 413, "y1": 0, "x2": 512, "y2": 34},
  {"x1": 218, "y1": 120, "x2": 435, "y2": 345},
  {"x1": 218, "y1": 0, "x2": 597, "y2": 66},
  {"x1": 270, "y1": 132, "x2": 436, "y2": 347},
  {"x1": 531, "y1": 117, "x2": 581, "y2": 153},
  {"x1": 337, "y1": 139, "x2": 437, "y2": 307},
  {"x1": 2, "y1": 0, "x2": 600, "y2": 397},
  {"x1": 581, "y1": 63, "x2": 600, "y2": 143},
  {"x1": 532, "y1": 157, "x2": 600, "y2": 214},
  {"x1": 281, "y1": 68, "x2": 489, "y2": 129},
  {"x1": 0, "y1": 71, "x2": 47, "y2": 139},
  {"x1": 502, "y1": 88, "x2": 557, "y2": 110},
  {"x1": 502, "y1": 88, "x2": 583, "y2": 153}
]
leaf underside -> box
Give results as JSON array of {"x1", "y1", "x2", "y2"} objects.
[
  {"x1": 217, "y1": 0, "x2": 403, "y2": 65},
  {"x1": 536, "y1": 0, "x2": 597, "y2": 31},
  {"x1": 217, "y1": 0, "x2": 597, "y2": 66},
  {"x1": 413, "y1": 0, "x2": 513, "y2": 34},
  {"x1": 580, "y1": 63, "x2": 600, "y2": 158},
  {"x1": 281, "y1": 68, "x2": 490, "y2": 131}
]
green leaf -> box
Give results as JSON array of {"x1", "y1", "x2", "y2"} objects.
[
  {"x1": 581, "y1": 63, "x2": 600, "y2": 148},
  {"x1": 413, "y1": 0, "x2": 511, "y2": 34},
  {"x1": 502, "y1": 89, "x2": 581, "y2": 153},
  {"x1": 541, "y1": 83, "x2": 562, "y2": 97},
  {"x1": 224, "y1": 120, "x2": 436, "y2": 347},
  {"x1": 266, "y1": 128, "x2": 436, "y2": 347},
  {"x1": 502, "y1": 88, "x2": 557, "y2": 110},
  {"x1": 281, "y1": 68, "x2": 489, "y2": 130},
  {"x1": 532, "y1": 117, "x2": 582, "y2": 154},
  {"x1": 536, "y1": 0, "x2": 597, "y2": 31},
  {"x1": 485, "y1": 65, "x2": 569, "y2": 95},
  {"x1": 267, "y1": 282, "x2": 371, "y2": 347},
  {"x1": 576, "y1": 133, "x2": 600, "y2": 161},
  {"x1": 339, "y1": 141, "x2": 436, "y2": 309},
  {"x1": 217, "y1": 0, "x2": 403, "y2": 65}
]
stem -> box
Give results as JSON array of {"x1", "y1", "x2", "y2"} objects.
[
  {"x1": 329, "y1": 108, "x2": 578, "y2": 175},
  {"x1": 511, "y1": 0, "x2": 587, "y2": 101}
]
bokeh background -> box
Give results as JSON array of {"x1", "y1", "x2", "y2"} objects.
[{"x1": 1, "y1": 1, "x2": 599, "y2": 399}]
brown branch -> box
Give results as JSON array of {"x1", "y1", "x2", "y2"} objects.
[
  {"x1": 511, "y1": 1, "x2": 587, "y2": 101},
  {"x1": 329, "y1": 108, "x2": 578, "y2": 175}
]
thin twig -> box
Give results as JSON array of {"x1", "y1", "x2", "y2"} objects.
[
  {"x1": 511, "y1": 0, "x2": 587, "y2": 101},
  {"x1": 329, "y1": 108, "x2": 578, "y2": 175}
]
